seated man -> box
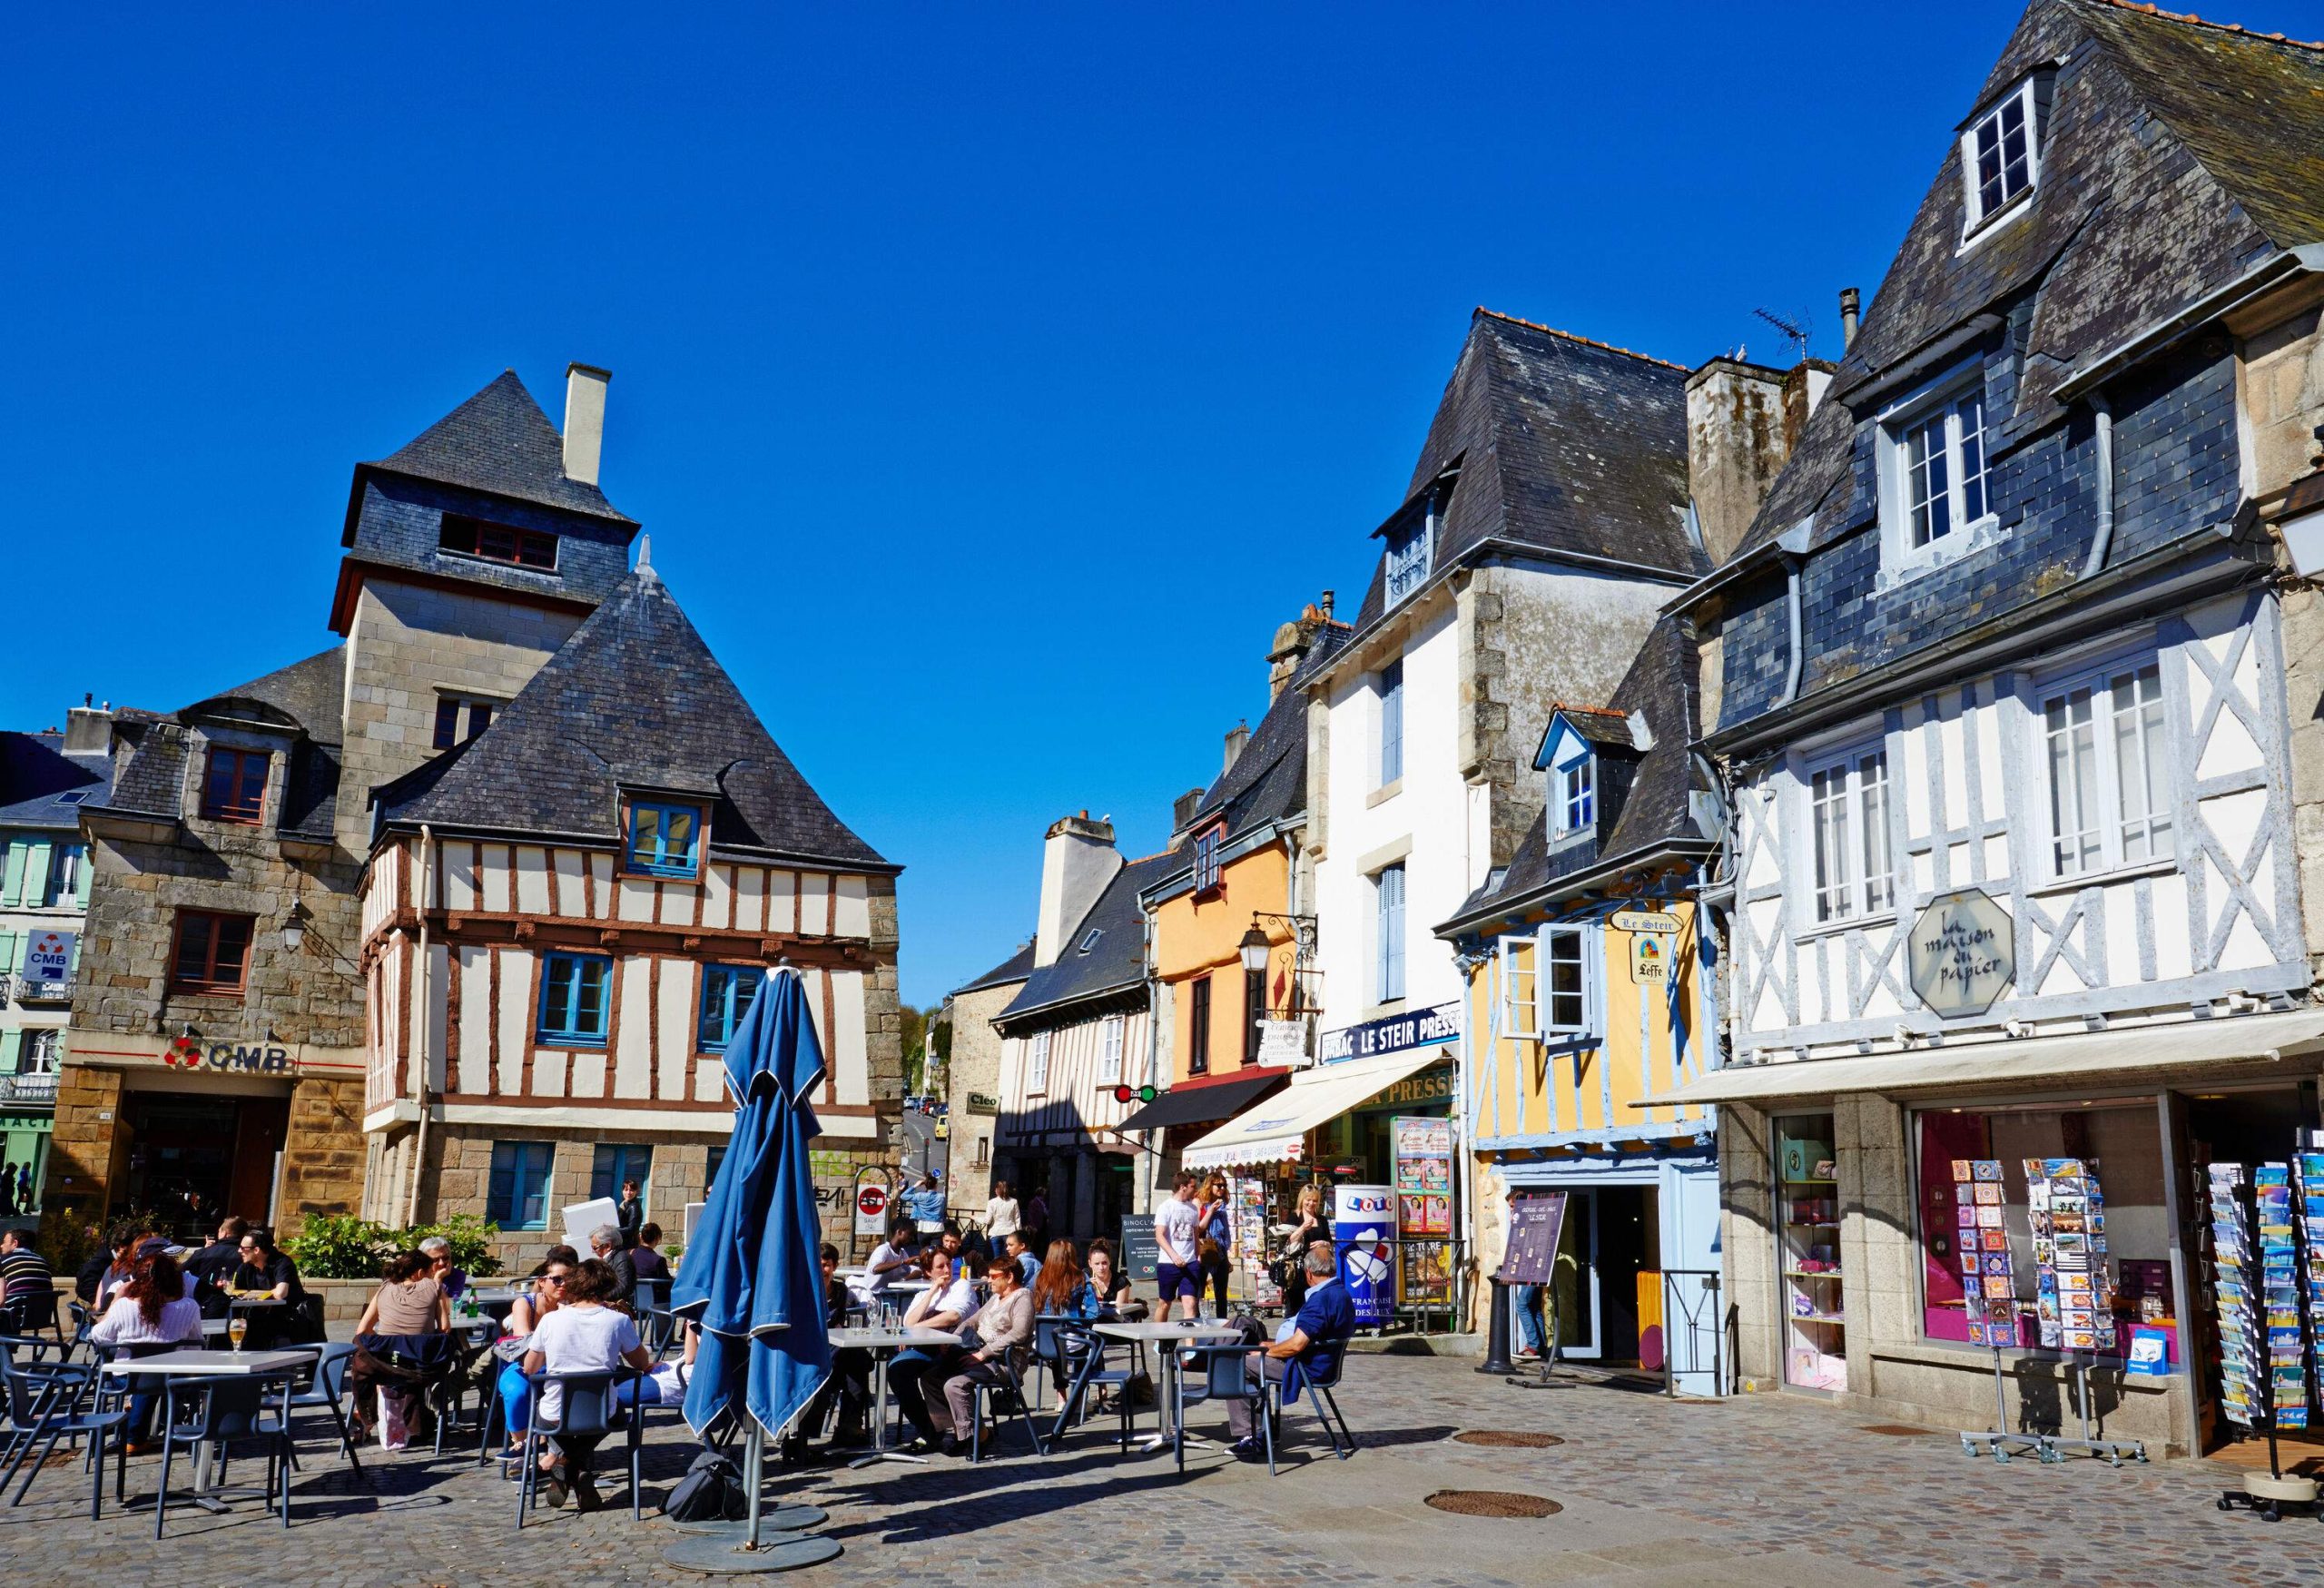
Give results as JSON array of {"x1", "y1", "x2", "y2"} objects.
[
  {"x1": 862, "y1": 1220, "x2": 921, "y2": 1302},
  {"x1": 1225, "y1": 1243, "x2": 1353, "y2": 1462}
]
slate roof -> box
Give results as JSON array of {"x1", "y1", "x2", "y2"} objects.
[
  {"x1": 1728, "y1": 0, "x2": 2324, "y2": 565},
  {"x1": 1345, "y1": 311, "x2": 1702, "y2": 638},
  {"x1": 354, "y1": 370, "x2": 635, "y2": 529},
  {"x1": 998, "y1": 849, "x2": 1182, "y2": 1026},
  {"x1": 1442, "y1": 616, "x2": 1709, "y2": 933},
  {"x1": 952, "y1": 941, "x2": 1036, "y2": 999},
  {"x1": 375, "y1": 565, "x2": 892, "y2": 873},
  {"x1": 0, "y1": 732, "x2": 110, "y2": 832},
  {"x1": 1543, "y1": 705, "x2": 1637, "y2": 755},
  {"x1": 94, "y1": 648, "x2": 348, "y2": 839},
  {"x1": 183, "y1": 648, "x2": 347, "y2": 744}
]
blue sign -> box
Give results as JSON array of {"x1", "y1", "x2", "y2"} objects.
[
  {"x1": 1319, "y1": 1001, "x2": 1459, "y2": 1066},
  {"x1": 1334, "y1": 1183, "x2": 1395, "y2": 1327}
]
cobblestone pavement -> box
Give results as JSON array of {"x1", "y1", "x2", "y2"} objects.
[{"x1": 2, "y1": 1356, "x2": 2320, "y2": 1585}]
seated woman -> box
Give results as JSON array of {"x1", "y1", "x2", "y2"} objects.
[
  {"x1": 933, "y1": 1252, "x2": 1037, "y2": 1456},
  {"x1": 489, "y1": 1254, "x2": 572, "y2": 1459},
  {"x1": 1029, "y1": 1239, "x2": 1101, "y2": 1396},
  {"x1": 90, "y1": 1248, "x2": 203, "y2": 1453},
  {"x1": 350, "y1": 1250, "x2": 452, "y2": 1448},
  {"x1": 357, "y1": 1248, "x2": 450, "y2": 1337},
  {"x1": 521, "y1": 1257, "x2": 652, "y2": 1512},
  {"x1": 883, "y1": 1245, "x2": 980, "y2": 1452},
  {"x1": 1085, "y1": 1239, "x2": 1144, "y2": 1320}
]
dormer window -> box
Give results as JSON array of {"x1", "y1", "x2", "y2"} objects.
[
  {"x1": 1384, "y1": 501, "x2": 1434, "y2": 607},
  {"x1": 432, "y1": 693, "x2": 501, "y2": 751},
  {"x1": 625, "y1": 799, "x2": 704, "y2": 879},
  {"x1": 1876, "y1": 365, "x2": 1996, "y2": 582},
  {"x1": 1539, "y1": 714, "x2": 1602, "y2": 843},
  {"x1": 1193, "y1": 823, "x2": 1226, "y2": 894},
  {"x1": 1960, "y1": 76, "x2": 2049, "y2": 235},
  {"x1": 200, "y1": 747, "x2": 269, "y2": 824},
  {"x1": 440, "y1": 513, "x2": 558, "y2": 570},
  {"x1": 1558, "y1": 755, "x2": 1595, "y2": 833}
]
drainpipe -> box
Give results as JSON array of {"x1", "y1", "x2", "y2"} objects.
[
  {"x1": 1138, "y1": 887, "x2": 1161, "y2": 1216},
  {"x1": 2079, "y1": 393, "x2": 2116, "y2": 579},
  {"x1": 407, "y1": 824, "x2": 434, "y2": 1226},
  {"x1": 1772, "y1": 523, "x2": 1813, "y2": 708}
]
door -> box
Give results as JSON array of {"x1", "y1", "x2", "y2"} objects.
[
  {"x1": 1660, "y1": 1161, "x2": 1725, "y2": 1396},
  {"x1": 1551, "y1": 1189, "x2": 1600, "y2": 1358}
]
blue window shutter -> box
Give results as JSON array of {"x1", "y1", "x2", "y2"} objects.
[{"x1": 0, "y1": 843, "x2": 25, "y2": 909}]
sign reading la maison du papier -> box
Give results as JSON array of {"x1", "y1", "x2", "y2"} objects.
[{"x1": 1907, "y1": 889, "x2": 2015, "y2": 1019}]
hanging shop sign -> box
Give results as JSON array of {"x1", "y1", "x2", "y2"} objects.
[
  {"x1": 1609, "y1": 908, "x2": 1680, "y2": 935},
  {"x1": 1255, "y1": 1019, "x2": 1310, "y2": 1066},
  {"x1": 1319, "y1": 1001, "x2": 1459, "y2": 1066},
  {"x1": 1630, "y1": 932, "x2": 1671, "y2": 985},
  {"x1": 20, "y1": 930, "x2": 74, "y2": 985},
  {"x1": 1907, "y1": 889, "x2": 2015, "y2": 1019}
]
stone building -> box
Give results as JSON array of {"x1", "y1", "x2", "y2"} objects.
[{"x1": 941, "y1": 942, "x2": 1032, "y2": 1219}]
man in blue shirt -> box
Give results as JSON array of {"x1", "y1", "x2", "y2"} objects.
[
  {"x1": 1226, "y1": 1243, "x2": 1354, "y2": 1460},
  {"x1": 905, "y1": 1174, "x2": 947, "y2": 1233}
]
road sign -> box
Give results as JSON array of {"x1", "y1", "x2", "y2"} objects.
[
  {"x1": 1110, "y1": 1083, "x2": 1158, "y2": 1105},
  {"x1": 854, "y1": 1182, "x2": 890, "y2": 1236}
]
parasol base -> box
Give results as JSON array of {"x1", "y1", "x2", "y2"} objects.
[
  {"x1": 669, "y1": 1505, "x2": 830, "y2": 1534},
  {"x1": 663, "y1": 1532, "x2": 842, "y2": 1573}
]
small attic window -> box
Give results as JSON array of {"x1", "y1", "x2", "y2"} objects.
[
  {"x1": 1193, "y1": 822, "x2": 1226, "y2": 895},
  {"x1": 441, "y1": 513, "x2": 558, "y2": 570},
  {"x1": 1384, "y1": 494, "x2": 1437, "y2": 607},
  {"x1": 1078, "y1": 928, "x2": 1104, "y2": 955},
  {"x1": 1553, "y1": 753, "x2": 1595, "y2": 837},
  {"x1": 625, "y1": 798, "x2": 704, "y2": 880},
  {"x1": 56, "y1": 791, "x2": 89, "y2": 805},
  {"x1": 1960, "y1": 75, "x2": 2050, "y2": 236}
]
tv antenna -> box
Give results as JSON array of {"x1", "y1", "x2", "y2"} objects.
[{"x1": 1752, "y1": 307, "x2": 1813, "y2": 363}]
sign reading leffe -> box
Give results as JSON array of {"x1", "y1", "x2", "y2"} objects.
[
  {"x1": 1907, "y1": 889, "x2": 2015, "y2": 1019},
  {"x1": 1318, "y1": 1001, "x2": 1461, "y2": 1066}
]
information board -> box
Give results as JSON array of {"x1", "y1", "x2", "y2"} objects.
[
  {"x1": 1120, "y1": 1219, "x2": 1160, "y2": 1286},
  {"x1": 1497, "y1": 1190, "x2": 1568, "y2": 1285}
]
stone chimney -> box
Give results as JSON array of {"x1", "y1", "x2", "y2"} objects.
[
  {"x1": 563, "y1": 362, "x2": 611, "y2": 487},
  {"x1": 1171, "y1": 787, "x2": 1206, "y2": 832},
  {"x1": 1686, "y1": 357, "x2": 1794, "y2": 567},
  {"x1": 64, "y1": 699, "x2": 113, "y2": 754},
  {"x1": 1033, "y1": 811, "x2": 1120, "y2": 967},
  {"x1": 1783, "y1": 359, "x2": 1839, "y2": 449},
  {"x1": 1267, "y1": 595, "x2": 1337, "y2": 701},
  {"x1": 1223, "y1": 720, "x2": 1250, "y2": 774}
]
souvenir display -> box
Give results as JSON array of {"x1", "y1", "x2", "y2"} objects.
[
  {"x1": 2254, "y1": 1164, "x2": 2309, "y2": 1430},
  {"x1": 1955, "y1": 1159, "x2": 2019, "y2": 1347},
  {"x1": 2298, "y1": 1150, "x2": 2324, "y2": 1414},
  {"x1": 2209, "y1": 1162, "x2": 2263, "y2": 1427},
  {"x1": 2023, "y1": 1157, "x2": 2112, "y2": 1353}
]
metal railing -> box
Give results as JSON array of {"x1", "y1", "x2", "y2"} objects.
[
  {"x1": 0, "y1": 1072, "x2": 58, "y2": 1105},
  {"x1": 0, "y1": 974, "x2": 72, "y2": 1006},
  {"x1": 1660, "y1": 1267, "x2": 1731, "y2": 1398}
]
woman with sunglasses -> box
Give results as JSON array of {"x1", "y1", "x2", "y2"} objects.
[{"x1": 490, "y1": 1256, "x2": 573, "y2": 1461}]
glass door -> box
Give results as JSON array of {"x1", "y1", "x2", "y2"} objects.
[
  {"x1": 1777, "y1": 1112, "x2": 1845, "y2": 1391},
  {"x1": 1551, "y1": 1189, "x2": 1600, "y2": 1359}
]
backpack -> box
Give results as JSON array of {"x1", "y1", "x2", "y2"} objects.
[{"x1": 663, "y1": 1449, "x2": 749, "y2": 1522}]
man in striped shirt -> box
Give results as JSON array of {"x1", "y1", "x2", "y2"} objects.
[{"x1": 0, "y1": 1228, "x2": 54, "y2": 1318}]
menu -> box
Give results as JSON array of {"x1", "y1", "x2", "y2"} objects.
[
  {"x1": 2209, "y1": 1162, "x2": 2262, "y2": 1427},
  {"x1": 2024, "y1": 1157, "x2": 2112, "y2": 1352},
  {"x1": 1953, "y1": 1159, "x2": 2019, "y2": 1348}
]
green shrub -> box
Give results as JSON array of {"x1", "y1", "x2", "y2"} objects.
[{"x1": 281, "y1": 1213, "x2": 506, "y2": 1279}]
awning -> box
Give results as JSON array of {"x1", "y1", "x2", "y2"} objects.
[
  {"x1": 1645, "y1": 1007, "x2": 2324, "y2": 1109},
  {"x1": 1118, "y1": 1069, "x2": 1291, "y2": 1134},
  {"x1": 1181, "y1": 1047, "x2": 1446, "y2": 1171}
]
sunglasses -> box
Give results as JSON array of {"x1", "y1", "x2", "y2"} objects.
[{"x1": 540, "y1": 1274, "x2": 568, "y2": 1286}]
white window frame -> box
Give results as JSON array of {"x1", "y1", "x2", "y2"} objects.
[
  {"x1": 44, "y1": 843, "x2": 84, "y2": 907},
  {"x1": 1876, "y1": 364, "x2": 1997, "y2": 585},
  {"x1": 1499, "y1": 936, "x2": 1539, "y2": 1041},
  {"x1": 1384, "y1": 501, "x2": 1435, "y2": 607},
  {"x1": 1538, "y1": 923, "x2": 1596, "y2": 1039},
  {"x1": 20, "y1": 1029, "x2": 60, "y2": 1073},
  {"x1": 1959, "y1": 77, "x2": 2043, "y2": 235},
  {"x1": 1025, "y1": 1029, "x2": 1050, "y2": 1095},
  {"x1": 1193, "y1": 824, "x2": 1224, "y2": 893},
  {"x1": 1550, "y1": 749, "x2": 1595, "y2": 841},
  {"x1": 1804, "y1": 744, "x2": 1895, "y2": 926},
  {"x1": 2034, "y1": 654, "x2": 2172, "y2": 883},
  {"x1": 1098, "y1": 1013, "x2": 1124, "y2": 1087}
]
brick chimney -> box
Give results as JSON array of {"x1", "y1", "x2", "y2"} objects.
[
  {"x1": 563, "y1": 362, "x2": 610, "y2": 487},
  {"x1": 1686, "y1": 357, "x2": 1794, "y2": 567},
  {"x1": 1033, "y1": 811, "x2": 1120, "y2": 967}
]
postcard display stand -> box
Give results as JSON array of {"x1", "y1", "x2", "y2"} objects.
[
  {"x1": 2211, "y1": 1153, "x2": 2322, "y2": 1521},
  {"x1": 2026, "y1": 1158, "x2": 2144, "y2": 1465},
  {"x1": 1953, "y1": 1159, "x2": 2045, "y2": 1462}
]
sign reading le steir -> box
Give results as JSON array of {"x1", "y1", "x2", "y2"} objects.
[{"x1": 1907, "y1": 889, "x2": 2014, "y2": 1019}]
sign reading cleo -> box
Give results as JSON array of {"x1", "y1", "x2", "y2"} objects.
[
  {"x1": 1319, "y1": 1001, "x2": 1461, "y2": 1065},
  {"x1": 1907, "y1": 889, "x2": 2015, "y2": 1019}
]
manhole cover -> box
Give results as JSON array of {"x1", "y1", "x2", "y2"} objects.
[
  {"x1": 1452, "y1": 1430, "x2": 1565, "y2": 1448},
  {"x1": 1861, "y1": 1424, "x2": 1935, "y2": 1436},
  {"x1": 1423, "y1": 1490, "x2": 1562, "y2": 1518}
]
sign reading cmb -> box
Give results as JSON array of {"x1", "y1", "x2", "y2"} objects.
[{"x1": 1907, "y1": 889, "x2": 2015, "y2": 1019}]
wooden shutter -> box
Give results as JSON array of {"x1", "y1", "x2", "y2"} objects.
[{"x1": 0, "y1": 843, "x2": 24, "y2": 909}]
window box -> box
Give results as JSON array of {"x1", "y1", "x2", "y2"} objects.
[
  {"x1": 625, "y1": 800, "x2": 704, "y2": 880},
  {"x1": 170, "y1": 910, "x2": 254, "y2": 998},
  {"x1": 537, "y1": 951, "x2": 612, "y2": 1046},
  {"x1": 201, "y1": 748, "x2": 269, "y2": 825}
]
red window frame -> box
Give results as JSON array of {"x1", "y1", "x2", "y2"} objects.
[
  {"x1": 170, "y1": 910, "x2": 255, "y2": 998},
  {"x1": 440, "y1": 513, "x2": 558, "y2": 570},
  {"x1": 200, "y1": 748, "x2": 269, "y2": 824}
]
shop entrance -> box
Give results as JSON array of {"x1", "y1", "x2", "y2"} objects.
[
  {"x1": 1546, "y1": 1186, "x2": 1659, "y2": 1365},
  {"x1": 118, "y1": 1090, "x2": 289, "y2": 1240}
]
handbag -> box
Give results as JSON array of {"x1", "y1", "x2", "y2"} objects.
[{"x1": 664, "y1": 1450, "x2": 749, "y2": 1522}]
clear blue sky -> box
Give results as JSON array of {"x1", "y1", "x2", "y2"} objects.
[{"x1": 8, "y1": 2, "x2": 2313, "y2": 1007}]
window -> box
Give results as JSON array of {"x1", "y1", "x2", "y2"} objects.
[
  {"x1": 431, "y1": 695, "x2": 498, "y2": 751},
  {"x1": 1374, "y1": 863, "x2": 1406, "y2": 1003},
  {"x1": 487, "y1": 1141, "x2": 555, "y2": 1229},
  {"x1": 1540, "y1": 924, "x2": 1592, "y2": 1036},
  {"x1": 170, "y1": 910, "x2": 254, "y2": 997},
  {"x1": 440, "y1": 513, "x2": 558, "y2": 570},
  {"x1": 1904, "y1": 391, "x2": 1987, "y2": 551},
  {"x1": 1193, "y1": 824, "x2": 1224, "y2": 893},
  {"x1": 44, "y1": 843, "x2": 84, "y2": 908},
  {"x1": 705, "y1": 1140, "x2": 729, "y2": 1191},
  {"x1": 1384, "y1": 502, "x2": 1434, "y2": 607},
  {"x1": 19, "y1": 1030, "x2": 59, "y2": 1074},
  {"x1": 1960, "y1": 78, "x2": 2044, "y2": 232},
  {"x1": 200, "y1": 748, "x2": 268, "y2": 824},
  {"x1": 1244, "y1": 966, "x2": 1266, "y2": 1063},
  {"x1": 591, "y1": 1143, "x2": 653, "y2": 1210},
  {"x1": 1078, "y1": 928, "x2": 1104, "y2": 955},
  {"x1": 1377, "y1": 660, "x2": 1404, "y2": 788},
  {"x1": 2041, "y1": 660, "x2": 2170, "y2": 878},
  {"x1": 1558, "y1": 756, "x2": 1595, "y2": 834},
  {"x1": 698, "y1": 964, "x2": 762, "y2": 1052},
  {"x1": 1026, "y1": 1029, "x2": 1051, "y2": 1092},
  {"x1": 537, "y1": 952, "x2": 612, "y2": 1045},
  {"x1": 625, "y1": 801, "x2": 704, "y2": 880},
  {"x1": 1098, "y1": 1013, "x2": 1124, "y2": 1086},
  {"x1": 1188, "y1": 976, "x2": 1212, "y2": 1075},
  {"x1": 1500, "y1": 937, "x2": 1539, "y2": 1041},
  {"x1": 1809, "y1": 748, "x2": 1893, "y2": 923}
]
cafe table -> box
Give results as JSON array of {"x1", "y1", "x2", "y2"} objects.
[
  {"x1": 826, "y1": 1327, "x2": 960, "y2": 1467},
  {"x1": 102, "y1": 1346, "x2": 319, "y2": 1513},
  {"x1": 1092, "y1": 1320, "x2": 1243, "y2": 1453}
]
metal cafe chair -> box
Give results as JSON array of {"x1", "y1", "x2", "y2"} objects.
[
  {"x1": 1038, "y1": 1317, "x2": 1134, "y2": 1452},
  {"x1": 153, "y1": 1372, "x2": 298, "y2": 1537},
  {"x1": 285, "y1": 1341, "x2": 365, "y2": 1484},
  {"x1": 1172, "y1": 1342, "x2": 1257, "y2": 1475},
  {"x1": 0, "y1": 1350, "x2": 118, "y2": 1517},
  {"x1": 1262, "y1": 1344, "x2": 1356, "y2": 1475},
  {"x1": 514, "y1": 1367, "x2": 645, "y2": 1527},
  {"x1": 966, "y1": 1356, "x2": 1046, "y2": 1463}
]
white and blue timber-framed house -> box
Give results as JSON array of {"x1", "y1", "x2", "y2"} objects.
[{"x1": 1667, "y1": 0, "x2": 2324, "y2": 1455}]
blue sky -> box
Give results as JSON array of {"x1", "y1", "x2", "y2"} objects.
[{"x1": 7, "y1": 2, "x2": 2315, "y2": 1007}]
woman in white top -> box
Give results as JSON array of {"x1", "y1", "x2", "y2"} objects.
[
  {"x1": 90, "y1": 1250, "x2": 203, "y2": 1453},
  {"x1": 984, "y1": 1180, "x2": 1021, "y2": 1243},
  {"x1": 888, "y1": 1247, "x2": 980, "y2": 1449},
  {"x1": 521, "y1": 1256, "x2": 650, "y2": 1512}
]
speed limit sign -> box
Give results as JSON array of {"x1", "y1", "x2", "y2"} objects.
[{"x1": 854, "y1": 1182, "x2": 890, "y2": 1236}]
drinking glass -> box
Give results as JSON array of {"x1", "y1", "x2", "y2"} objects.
[{"x1": 228, "y1": 1315, "x2": 248, "y2": 1353}]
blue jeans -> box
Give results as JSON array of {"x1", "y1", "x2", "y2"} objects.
[{"x1": 1510, "y1": 1285, "x2": 1545, "y2": 1353}]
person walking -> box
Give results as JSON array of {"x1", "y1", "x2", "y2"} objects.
[
  {"x1": 1154, "y1": 1170, "x2": 1201, "y2": 1320},
  {"x1": 983, "y1": 1180, "x2": 1020, "y2": 1248},
  {"x1": 1196, "y1": 1174, "x2": 1234, "y2": 1317}
]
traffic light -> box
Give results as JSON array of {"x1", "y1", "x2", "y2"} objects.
[{"x1": 1111, "y1": 1083, "x2": 1158, "y2": 1105}]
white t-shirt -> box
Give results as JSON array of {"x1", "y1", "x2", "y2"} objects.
[
  {"x1": 1156, "y1": 1195, "x2": 1198, "y2": 1266},
  {"x1": 865, "y1": 1239, "x2": 918, "y2": 1292},
  {"x1": 985, "y1": 1197, "x2": 1020, "y2": 1238},
  {"x1": 529, "y1": 1303, "x2": 642, "y2": 1421},
  {"x1": 89, "y1": 1293, "x2": 203, "y2": 1347},
  {"x1": 911, "y1": 1273, "x2": 980, "y2": 1331}
]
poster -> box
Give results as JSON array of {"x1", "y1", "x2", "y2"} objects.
[
  {"x1": 1334, "y1": 1184, "x2": 1395, "y2": 1327},
  {"x1": 1393, "y1": 1115, "x2": 1452, "y2": 1238},
  {"x1": 1497, "y1": 1190, "x2": 1567, "y2": 1286}
]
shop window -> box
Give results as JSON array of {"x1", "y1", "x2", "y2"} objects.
[
  {"x1": 2038, "y1": 659, "x2": 2170, "y2": 880},
  {"x1": 1912, "y1": 1102, "x2": 2171, "y2": 1362},
  {"x1": 487, "y1": 1140, "x2": 555, "y2": 1229},
  {"x1": 591, "y1": 1143, "x2": 653, "y2": 1211},
  {"x1": 697, "y1": 963, "x2": 761, "y2": 1052},
  {"x1": 1188, "y1": 977, "x2": 1211, "y2": 1075},
  {"x1": 537, "y1": 952, "x2": 612, "y2": 1045},
  {"x1": 1777, "y1": 1112, "x2": 1845, "y2": 1391},
  {"x1": 1098, "y1": 1011, "x2": 1123, "y2": 1086},
  {"x1": 200, "y1": 747, "x2": 269, "y2": 824},
  {"x1": 625, "y1": 800, "x2": 704, "y2": 880},
  {"x1": 441, "y1": 513, "x2": 558, "y2": 570},
  {"x1": 170, "y1": 909, "x2": 254, "y2": 998}
]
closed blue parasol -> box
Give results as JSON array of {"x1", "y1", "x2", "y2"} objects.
[{"x1": 674, "y1": 964, "x2": 833, "y2": 1442}]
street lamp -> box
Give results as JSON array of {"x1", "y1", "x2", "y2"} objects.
[
  {"x1": 281, "y1": 902, "x2": 310, "y2": 953},
  {"x1": 1236, "y1": 922, "x2": 1273, "y2": 974}
]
